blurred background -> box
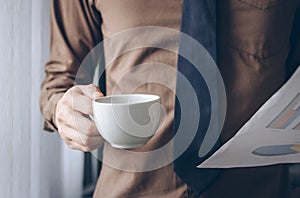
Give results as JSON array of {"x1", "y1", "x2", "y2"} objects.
[{"x1": 0, "y1": 0, "x2": 88, "y2": 197}]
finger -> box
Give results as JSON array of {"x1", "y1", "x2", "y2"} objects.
[
  {"x1": 60, "y1": 125, "x2": 103, "y2": 148},
  {"x1": 68, "y1": 141, "x2": 93, "y2": 152},
  {"x1": 77, "y1": 84, "x2": 103, "y2": 99},
  {"x1": 58, "y1": 131, "x2": 88, "y2": 151},
  {"x1": 60, "y1": 133, "x2": 72, "y2": 143},
  {"x1": 60, "y1": 84, "x2": 103, "y2": 115},
  {"x1": 72, "y1": 110, "x2": 100, "y2": 136},
  {"x1": 57, "y1": 106, "x2": 100, "y2": 137},
  {"x1": 72, "y1": 93, "x2": 93, "y2": 115}
]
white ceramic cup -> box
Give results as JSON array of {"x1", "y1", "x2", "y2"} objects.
[{"x1": 92, "y1": 94, "x2": 161, "y2": 149}]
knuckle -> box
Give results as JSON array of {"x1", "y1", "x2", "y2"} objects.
[
  {"x1": 71, "y1": 85, "x2": 79, "y2": 91},
  {"x1": 61, "y1": 98, "x2": 69, "y2": 106},
  {"x1": 58, "y1": 95, "x2": 71, "y2": 107},
  {"x1": 57, "y1": 116, "x2": 64, "y2": 124},
  {"x1": 56, "y1": 109, "x2": 68, "y2": 121},
  {"x1": 83, "y1": 137, "x2": 92, "y2": 147},
  {"x1": 56, "y1": 111, "x2": 64, "y2": 122},
  {"x1": 83, "y1": 146, "x2": 92, "y2": 152},
  {"x1": 88, "y1": 84, "x2": 96, "y2": 89},
  {"x1": 69, "y1": 86, "x2": 80, "y2": 96}
]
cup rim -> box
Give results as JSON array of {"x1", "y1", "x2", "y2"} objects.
[{"x1": 93, "y1": 94, "x2": 160, "y2": 106}]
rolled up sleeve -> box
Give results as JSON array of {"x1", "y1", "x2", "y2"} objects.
[{"x1": 40, "y1": 0, "x2": 103, "y2": 132}]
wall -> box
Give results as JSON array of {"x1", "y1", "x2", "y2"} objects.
[
  {"x1": 0, "y1": 0, "x2": 83, "y2": 197},
  {"x1": 0, "y1": 0, "x2": 31, "y2": 196}
]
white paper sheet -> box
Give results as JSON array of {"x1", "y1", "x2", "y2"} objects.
[{"x1": 198, "y1": 66, "x2": 300, "y2": 168}]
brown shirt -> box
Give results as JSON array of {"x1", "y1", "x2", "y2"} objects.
[{"x1": 40, "y1": 0, "x2": 300, "y2": 197}]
